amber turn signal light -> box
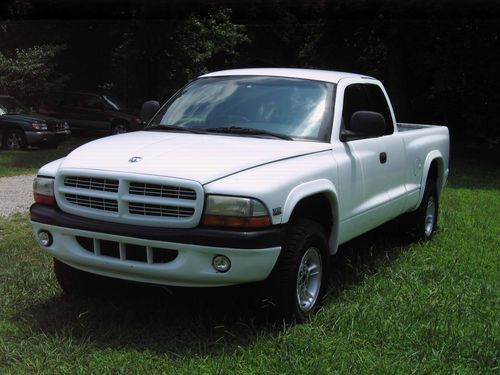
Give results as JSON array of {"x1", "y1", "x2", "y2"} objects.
[
  {"x1": 202, "y1": 215, "x2": 271, "y2": 228},
  {"x1": 34, "y1": 193, "x2": 55, "y2": 206}
]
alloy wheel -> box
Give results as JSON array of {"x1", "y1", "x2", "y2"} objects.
[{"x1": 296, "y1": 246, "x2": 322, "y2": 312}]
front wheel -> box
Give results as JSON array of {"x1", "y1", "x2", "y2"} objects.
[
  {"x1": 267, "y1": 219, "x2": 329, "y2": 322},
  {"x1": 296, "y1": 245, "x2": 323, "y2": 313},
  {"x1": 53, "y1": 258, "x2": 103, "y2": 297}
]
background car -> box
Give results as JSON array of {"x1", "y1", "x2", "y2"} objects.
[
  {"x1": 0, "y1": 95, "x2": 71, "y2": 150},
  {"x1": 38, "y1": 91, "x2": 144, "y2": 134}
]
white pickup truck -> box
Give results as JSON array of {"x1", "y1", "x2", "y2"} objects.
[{"x1": 30, "y1": 68, "x2": 449, "y2": 321}]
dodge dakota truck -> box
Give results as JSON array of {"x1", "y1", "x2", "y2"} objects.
[{"x1": 30, "y1": 68, "x2": 449, "y2": 321}]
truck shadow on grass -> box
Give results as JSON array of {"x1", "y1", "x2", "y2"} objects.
[{"x1": 15, "y1": 219, "x2": 416, "y2": 356}]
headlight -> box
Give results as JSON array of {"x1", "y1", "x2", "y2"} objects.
[
  {"x1": 201, "y1": 195, "x2": 271, "y2": 228},
  {"x1": 63, "y1": 121, "x2": 69, "y2": 129},
  {"x1": 33, "y1": 176, "x2": 55, "y2": 205},
  {"x1": 31, "y1": 122, "x2": 48, "y2": 130}
]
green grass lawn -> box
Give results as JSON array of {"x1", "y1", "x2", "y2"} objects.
[
  {"x1": 0, "y1": 159, "x2": 498, "y2": 374},
  {"x1": 0, "y1": 135, "x2": 97, "y2": 177}
]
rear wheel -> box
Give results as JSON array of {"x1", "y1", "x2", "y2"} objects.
[
  {"x1": 406, "y1": 179, "x2": 439, "y2": 240},
  {"x1": 267, "y1": 219, "x2": 329, "y2": 322},
  {"x1": 3, "y1": 128, "x2": 27, "y2": 150}
]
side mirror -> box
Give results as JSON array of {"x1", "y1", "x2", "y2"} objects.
[
  {"x1": 340, "y1": 110, "x2": 386, "y2": 142},
  {"x1": 140, "y1": 100, "x2": 160, "y2": 123}
]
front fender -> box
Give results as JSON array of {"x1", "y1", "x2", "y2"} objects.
[
  {"x1": 38, "y1": 157, "x2": 66, "y2": 177},
  {"x1": 282, "y1": 179, "x2": 340, "y2": 254}
]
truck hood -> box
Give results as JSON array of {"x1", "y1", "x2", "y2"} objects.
[{"x1": 59, "y1": 131, "x2": 331, "y2": 184}]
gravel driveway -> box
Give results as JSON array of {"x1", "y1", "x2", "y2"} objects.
[{"x1": 0, "y1": 174, "x2": 36, "y2": 218}]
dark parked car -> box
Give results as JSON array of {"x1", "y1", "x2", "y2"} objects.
[
  {"x1": 38, "y1": 91, "x2": 144, "y2": 134},
  {"x1": 0, "y1": 95, "x2": 71, "y2": 150}
]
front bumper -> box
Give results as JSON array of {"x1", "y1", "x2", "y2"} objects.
[
  {"x1": 30, "y1": 204, "x2": 284, "y2": 287},
  {"x1": 25, "y1": 130, "x2": 71, "y2": 146}
]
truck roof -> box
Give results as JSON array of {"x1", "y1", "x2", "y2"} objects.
[{"x1": 201, "y1": 68, "x2": 374, "y2": 84}]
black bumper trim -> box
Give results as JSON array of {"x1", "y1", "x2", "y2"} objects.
[{"x1": 30, "y1": 204, "x2": 285, "y2": 249}]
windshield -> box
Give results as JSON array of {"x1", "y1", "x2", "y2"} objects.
[
  {"x1": 0, "y1": 97, "x2": 29, "y2": 115},
  {"x1": 103, "y1": 95, "x2": 126, "y2": 111},
  {"x1": 148, "y1": 76, "x2": 335, "y2": 141}
]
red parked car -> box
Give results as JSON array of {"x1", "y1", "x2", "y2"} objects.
[{"x1": 38, "y1": 91, "x2": 144, "y2": 134}]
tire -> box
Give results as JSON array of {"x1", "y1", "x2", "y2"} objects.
[
  {"x1": 406, "y1": 179, "x2": 439, "y2": 240},
  {"x1": 110, "y1": 121, "x2": 128, "y2": 135},
  {"x1": 53, "y1": 258, "x2": 103, "y2": 297},
  {"x1": 267, "y1": 219, "x2": 329, "y2": 322},
  {"x1": 3, "y1": 128, "x2": 27, "y2": 150}
]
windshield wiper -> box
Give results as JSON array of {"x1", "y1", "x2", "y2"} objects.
[
  {"x1": 145, "y1": 124, "x2": 208, "y2": 135},
  {"x1": 205, "y1": 126, "x2": 293, "y2": 141}
]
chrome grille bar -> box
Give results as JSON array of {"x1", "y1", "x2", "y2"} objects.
[
  {"x1": 129, "y1": 182, "x2": 196, "y2": 200},
  {"x1": 128, "y1": 202, "x2": 194, "y2": 218},
  {"x1": 65, "y1": 193, "x2": 119, "y2": 212},
  {"x1": 64, "y1": 176, "x2": 119, "y2": 192}
]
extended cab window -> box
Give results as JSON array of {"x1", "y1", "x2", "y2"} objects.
[{"x1": 342, "y1": 83, "x2": 394, "y2": 136}]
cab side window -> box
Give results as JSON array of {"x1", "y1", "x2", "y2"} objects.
[
  {"x1": 342, "y1": 84, "x2": 370, "y2": 131},
  {"x1": 364, "y1": 84, "x2": 394, "y2": 135},
  {"x1": 342, "y1": 83, "x2": 394, "y2": 136}
]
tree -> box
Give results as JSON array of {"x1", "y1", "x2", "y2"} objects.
[
  {"x1": 0, "y1": 44, "x2": 67, "y2": 105},
  {"x1": 110, "y1": 8, "x2": 249, "y2": 104},
  {"x1": 175, "y1": 9, "x2": 250, "y2": 80}
]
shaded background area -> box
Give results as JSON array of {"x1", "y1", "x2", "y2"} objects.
[{"x1": 1, "y1": 0, "x2": 499, "y2": 153}]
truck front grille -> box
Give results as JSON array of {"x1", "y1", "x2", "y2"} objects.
[
  {"x1": 56, "y1": 171, "x2": 203, "y2": 228},
  {"x1": 76, "y1": 236, "x2": 178, "y2": 264},
  {"x1": 128, "y1": 202, "x2": 194, "y2": 218},
  {"x1": 64, "y1": 176, "x2": 119, "y2": 192},
  {"x1": 129, "y1": 182, "x2": 196, "y2": 200},
  {"x1": 65, "y1": 193, "x2": 119, "y2": 212}
]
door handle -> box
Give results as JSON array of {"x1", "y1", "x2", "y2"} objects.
[{"x1": 379, "y1": 152, "x2": 387, "y2": 164}]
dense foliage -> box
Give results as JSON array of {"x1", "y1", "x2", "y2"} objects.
[
  {"x1": 0, "y1": 0, "x2": 498, "y2": 149},
  {"x1": 0, "y1": 44, "x2": 67, "y2": 106},
  {"x1": 110, "y1": 9, "x2": 249, "y2": 102}
]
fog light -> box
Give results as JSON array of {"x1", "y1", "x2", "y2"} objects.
[
  {"x1": 37, "y1": 230, "x2": 52, "y2": 247},
  {"x1": 212, "y1": 255, "x2": 231, "y2": 273}
]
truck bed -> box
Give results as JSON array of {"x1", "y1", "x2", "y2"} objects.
[{"x1": 397, "y1": 122, "x2": 444, "y2": 132}]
